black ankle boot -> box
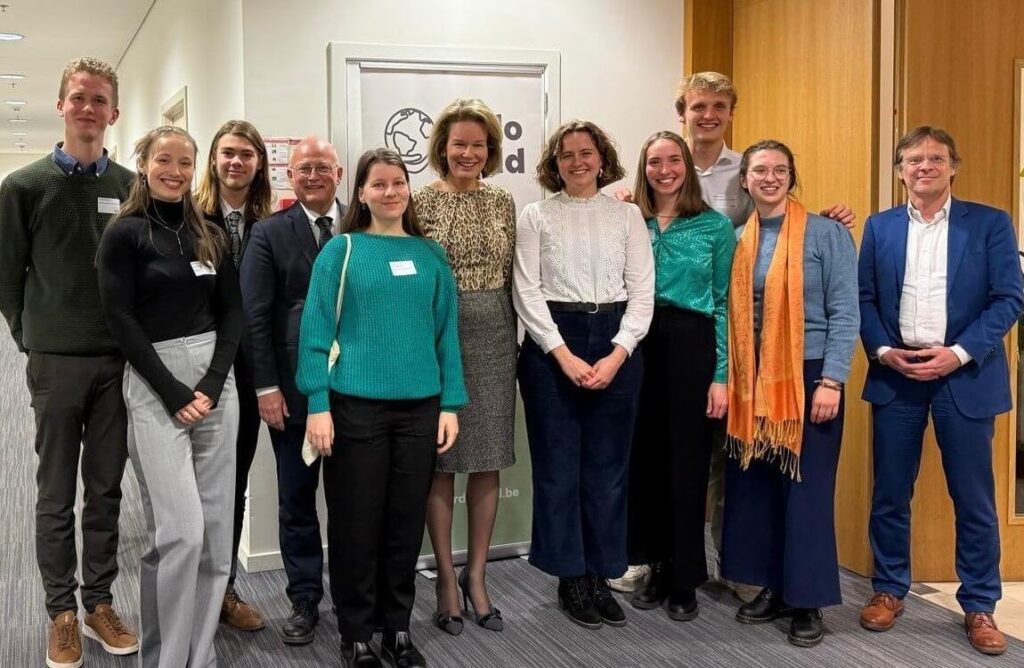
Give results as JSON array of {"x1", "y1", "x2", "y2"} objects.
[
  {"x1": 557, "y1": 577, "x2": 602, "y2": 629},
  {"x1": 381, "y1": 631, "x2": 426, "y2": 668},
  {"x1": 588, "y1": 574, "x2": 627, "y2": 627},
  {"x1": 788, "y1": 608, "x2": 824, "y2": 647},
  {"x1": 736, "y1": 588, "x2": 787, "y2": 624},
  {"x1": 666, "y1": 588, "x2": 699, "y2": 622},
  {"x1": 631, "y1": 562, "x2": 668, "y2": 610}
]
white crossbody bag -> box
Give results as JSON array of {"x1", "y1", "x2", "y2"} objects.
[{"x1": 301, "y1": 233, "x2": 352, "y2": 465}]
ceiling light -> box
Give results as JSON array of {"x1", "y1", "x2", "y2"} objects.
[
  {"x1": 13, "y1": 143, "x2": 26, "y2": 148},
  {"x1": 0, "y1": 33, "x2": 23, "y2": 41},
  {"x1": 0, "y1": 73, "x2": 25, "y2": 79},
  {"x1": 9, "y1": 118, "x2": 27, "y2": 123},
  {"x1": 11, "y1": 131, "x2": 25, "y2": 136},
  {"x1": 5, "y1": 100, "x2": 25, "y2": 106}
]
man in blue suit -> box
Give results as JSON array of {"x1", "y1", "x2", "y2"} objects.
[
  {"x1": 858, "y1": 126, "x2": 1023, "y2": 656},
  {"x1": 240, "y1": 136, "x2": 346, "y2": 645}
]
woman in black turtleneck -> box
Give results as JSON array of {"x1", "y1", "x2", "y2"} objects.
[{"x1": 97, "y1": 126, "x2": 242, "y2": 668}]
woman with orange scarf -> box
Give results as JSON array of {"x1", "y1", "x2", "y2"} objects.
[{"x1": 721, "y1": 140, "x2": 858, "y2": 648}]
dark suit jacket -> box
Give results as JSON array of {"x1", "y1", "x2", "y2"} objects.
[
  {"x1": 239, "y1": 200, "x2": 347, "y2": 424},
  {"x1": 858, "y1": 198, "x2": 1024, "y2": 418}
]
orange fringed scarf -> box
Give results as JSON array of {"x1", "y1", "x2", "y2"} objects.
[{"x1": 726, "y1": 197, "x2": 807, "y2": 480}]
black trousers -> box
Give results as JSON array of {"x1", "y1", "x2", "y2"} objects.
[
  {"x1": 228, "y1": 352, "x2": 261, "y2": 584},
  {"x1": 324, "y1": 393, "x2": 439, "y2": 642},
  {"x1": 270, "y1": 422, "x2": 324, "y2": 605},
  {"x1": 627, "y1": 307, "x2": 718, "y2": 592},
  {"x1": 26, "y1": 351, "x2": 129, "y2": 618}
]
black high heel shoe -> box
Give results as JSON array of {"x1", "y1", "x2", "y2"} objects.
[
  {"x1": 458, "y1": 569, "x2": 504, "y2": 632},
  {"x1": 434, "y1": 578, "x2": 464, "y2": 636}
]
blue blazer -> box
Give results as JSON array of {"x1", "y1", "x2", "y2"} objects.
[
  {"x1": 239, "y1": 200, "x2": 347, "y2": 424},
  {"x1": 858, "y1": 198, "x2": 1023, "y2": 418}
]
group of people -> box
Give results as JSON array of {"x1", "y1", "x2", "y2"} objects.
[{"x1": 0, "y1": 56, "x2": 1020, "y2": 668}]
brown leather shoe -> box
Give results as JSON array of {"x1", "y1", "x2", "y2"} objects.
[
  {"x1": 83, "y1": 603, "x2": 139, "y2": 655},
  {"x1": 221, "y1": 586, "x2": 266, "y2": 631},
  {"x1": 965, "y1": 612, "x2": 1007, "y2": 656},
  {"x1": 860, "y1": 591, "x2": 904, "y2": 631},
  {"x1": 47, "y1": 610, "x2": 83, "y2": 668}
]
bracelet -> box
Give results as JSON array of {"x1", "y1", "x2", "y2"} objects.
[{"x1": 815, "y1": 378, "x2": 843, "y2": 391}]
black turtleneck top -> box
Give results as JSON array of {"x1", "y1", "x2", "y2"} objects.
[{"x1": 97, "y1": 198, "x2": 243, "y2": 413}]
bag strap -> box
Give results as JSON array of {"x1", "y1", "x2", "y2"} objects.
[{"x1": 333, "y1": 233, "x2": 352, "y2": 331}]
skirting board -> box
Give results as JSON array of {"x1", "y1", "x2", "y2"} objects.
[{"x1": 239, "y1": 541, "x2": 532, "y2": 574}]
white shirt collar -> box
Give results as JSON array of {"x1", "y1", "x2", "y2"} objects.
[
  {"x1": 220, "y1": 197, "x2": 245, "y2": 220},
  {"x1": 907, "y1": 195, "x2": 952, "y2": 225},
  {"x1": 299, "y1": 200, "x2": 341, "y2": 226},
  {"x1": 694, "y1": 143, "x2": 739, "y2": 175}
]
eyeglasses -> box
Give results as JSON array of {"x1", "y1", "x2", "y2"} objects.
[
  {"x1": 901, "y1": 155, "x2": 949, "y2": 168},
  {"x1": 292, "y1": 162, "x2": 337, "y2": 177},
  {"x1": 748, "y1": 165, "x2": 791, "y2": 180}
]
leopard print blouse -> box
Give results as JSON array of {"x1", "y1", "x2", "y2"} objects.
[{"x1": 413, "y1": 182, "x2": 516, "y2": 292}]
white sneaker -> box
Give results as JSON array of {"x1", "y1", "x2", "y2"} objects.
[{"x1": 607, "y1": 564, "x2": 650, "y2": 593}]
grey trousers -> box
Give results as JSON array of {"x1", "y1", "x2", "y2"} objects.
[{"x1": 123, "y1": 332, "x2": 238, "y2": 668}]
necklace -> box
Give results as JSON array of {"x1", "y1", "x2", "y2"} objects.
[{"x1": 146, "y1": 207, "x2": 186, "y2": 256}]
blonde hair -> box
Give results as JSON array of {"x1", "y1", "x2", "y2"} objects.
[
  {"x1": 59, "y1": 57, "x2": 119, "y2": 106},
  {"x1": 115, "y1": 126, "x2": 226, "y2": 268},
  {"x1": 674, "y1": 71, "x2": 737, "y2": 116},
  {"x1": 427, "y1": 97, "x2": 503, "y2": 178}
]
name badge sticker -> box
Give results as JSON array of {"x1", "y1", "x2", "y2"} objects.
[
  {"x1": 390, "y1": 260, "x2": 417, "y2": 277},
  {"x1": 97, "y1": 197, "x2": 120, "y2": 214},
  {"x1": 190, "y1": 261, "x2": 217, "y2": 276},
  {"x1": 711, "y1": 193, "x2": 737, "y2": 211}
]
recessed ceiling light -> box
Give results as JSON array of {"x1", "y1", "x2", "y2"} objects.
[
  {"x1": 0, "y1": 33, "x2": 24, "y2": 41},
  {"x1": 0, "y1": 73, "x2": 25, "y2": 79},
  {"x1": 11, "y1": 131, "x2": 25, "y2": 136},
  {"x1": 14, "y1": 142, "x2": 26, "y2": 148},
  {"x1": 5, "y1": 100, "x2": 26, "y2": 106},
  {"x1": 9, "y1": 118, "x2": 27, "y2": 123}
]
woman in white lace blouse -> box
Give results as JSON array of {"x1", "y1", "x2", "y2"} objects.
[{"x1": 513, "y1": 120, "x2": 654, "y2": 630}]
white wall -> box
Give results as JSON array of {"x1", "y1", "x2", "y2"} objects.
[
  {"x1": 109, "y1": 0, "x2": 244, "y2": 173},
  {"x1": 242, "y1": 0, "x2": 684, "y2": 194},
  {"x1": 0, "y1": 152, "x2": 49, "y2": 184}
]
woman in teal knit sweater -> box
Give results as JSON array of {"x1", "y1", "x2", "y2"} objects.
[
  {"x1": 625, "y1": 131, "x2": 736, "y2": 621},
  {"x1": 296, "y1": 148, "x2": 467, "y2": 668}
]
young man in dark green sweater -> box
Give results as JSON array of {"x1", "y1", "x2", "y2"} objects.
[{"x1": 0, "y1": 57, "x2": 139, "y2": 668}]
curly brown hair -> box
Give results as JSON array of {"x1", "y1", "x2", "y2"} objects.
[{"x1": 535, "y1": 120, "x2": 626, "y2": 193}]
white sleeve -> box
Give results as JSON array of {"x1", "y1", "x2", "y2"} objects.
[
  {"x1": 512, "y1": 205, "x2": 565, "y2": 352},
  {"x1": 611, "y1": 204, "x2": 655, "y2": 355}
]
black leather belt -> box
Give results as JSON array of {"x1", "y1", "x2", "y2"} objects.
[{"x1": 546, "y1": 300, "x2": 627, "y2": 314}]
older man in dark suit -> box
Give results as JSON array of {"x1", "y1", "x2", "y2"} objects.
[{"x1": 240, "y1": 136, "x2": 346, "y2": 645}]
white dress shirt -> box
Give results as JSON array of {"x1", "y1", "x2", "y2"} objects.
[
  {"x1": 512, "y1": 192, "x2": 654, "y2": 355},
  {"x1": 694, "y1": 144, "x2": 754, "y2": 228},
  {"x1": 220, "y1": 198, "x2": 246, "y2": 237},
  {"x1": 876, "y1": 195, "x2": 971, "y2": 365}
]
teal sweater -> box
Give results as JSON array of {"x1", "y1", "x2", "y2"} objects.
[
  {"x1": 296, "y1": 232, "x2": 468, "y2": 414},
  {"x1": 647, "y1": 209, "x2": 735, "y2": 382}
]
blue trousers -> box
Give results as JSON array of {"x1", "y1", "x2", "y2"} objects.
[
  {"x1": 518, "y1": 308, "x2": 643, "y2": 578},
  {"x1": 270, "y1": 423, "x2": 324, "y2": 606},
  {"x1": 722, "y1": 359, "x2": 844, "y2": 608},
  {"x1": 869, "y1": 376, "x2": 1000, "y2": 613}
]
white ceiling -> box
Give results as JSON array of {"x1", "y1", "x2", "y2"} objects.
[{"x1": 0, "y1": 0, "x2": 152, "y2": 154}]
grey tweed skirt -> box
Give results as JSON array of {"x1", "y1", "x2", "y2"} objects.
[{"x1": 438, "y1": 288, "x2": 517, "y2": 473}]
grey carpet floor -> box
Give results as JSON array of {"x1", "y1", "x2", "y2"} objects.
[{"x1": 2, "y1": 322, "x2": 1024, "y2": 666}]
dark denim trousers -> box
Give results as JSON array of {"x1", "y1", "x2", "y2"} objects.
[{"x1": 518, "y1": 308, "x2": 643, "y2": 579}]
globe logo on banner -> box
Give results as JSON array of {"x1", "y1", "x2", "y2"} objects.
[{"x1": 384, "y1": 108, "x2": 433, "y2": 174}]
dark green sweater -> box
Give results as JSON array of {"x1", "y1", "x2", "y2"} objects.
[{"x1": 0, "y1": 154, "x2": 133, "y2": 353}]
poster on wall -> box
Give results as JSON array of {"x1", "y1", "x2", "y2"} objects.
[{"x1": 329, "y1": 43, "x2": 560, "y2": 562}]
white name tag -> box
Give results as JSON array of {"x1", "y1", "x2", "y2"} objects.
[
  {"x1": 711, "y1": 193, "x2": 736, "y2": 211},
  {"x1": 389, "y1": 260, "x2": 416, "y2": 276},
  {"x1": 190, "y1": 261, "x2": 216, "y2": 276},
  {"x1": 97, "y1": 197, "x2": 120, "y2": 214}
]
